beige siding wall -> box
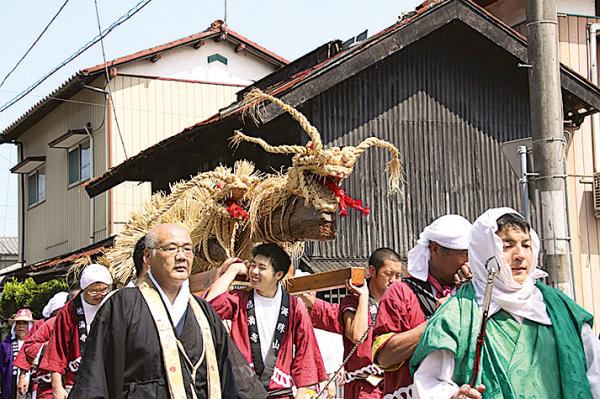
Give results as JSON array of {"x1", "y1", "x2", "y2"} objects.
[
  {"x1": 558, "y1": 15, "x2": 600, "y2": 318},
  {"x1": 108, "y1": 76, "x2": 241, "y2": 233},
  {"x1": 19, "y1": 81, "x2": 108, "y2": 264}
]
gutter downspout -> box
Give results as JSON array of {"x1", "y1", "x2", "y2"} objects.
[
  {"x1": 588, "y1": 23, "x2": 600, "y2": 173},
  {"x1": 84, "y1": 123, "x2": 94, "y2": 245},
  {"x1": 16, "y1": 141, "x2": 25, "y2": 265}
]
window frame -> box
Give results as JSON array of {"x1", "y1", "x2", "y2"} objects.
[
  {"x1": 27, "y1": 165, "x2": 46, "y2": 209},
  {"x1": 67, "y1": 140, "x2": 91, "y2": 188}
]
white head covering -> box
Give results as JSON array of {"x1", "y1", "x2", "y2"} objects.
[
  {"x1": 42, "y1": 291, "x2": 69, "y2": 318},
  {"x1": 79, "y1": 263, "x2": 113, "y2": 290},
  {"x1": 407, "y1": 214, "x2": 472, "y2": 281},
  {"x1": 469, "y1": 207, "x2": 551, "y2": 325}
]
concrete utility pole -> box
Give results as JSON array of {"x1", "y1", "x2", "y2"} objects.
[{"x1": 526, "y1": 0, "x2": 574, "y2": 296}]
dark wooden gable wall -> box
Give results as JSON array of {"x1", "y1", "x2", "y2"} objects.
[{"x1": 305, "y1": 21, "x2": 531, "y2": 260}]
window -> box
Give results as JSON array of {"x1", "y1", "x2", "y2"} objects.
[
  {"x1": 27, "y1": 166, "x2": 45, "y2": 208},
  {"x1": 68, "y1": 141, "x2": 91, "y2": 186}
]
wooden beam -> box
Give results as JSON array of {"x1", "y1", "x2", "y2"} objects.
[
  {"x1": 190, "y1": 268, "x2": 219, "y2": 293},
  {"x1": 285, "y1": 267, "x2": 365, "y2": 294},
  {"x1": 193, "y1": 40, "x2": 205, "y2": 49},
  {"x1": 190, "y1": 266, "x2": 365, "y2": 294}
]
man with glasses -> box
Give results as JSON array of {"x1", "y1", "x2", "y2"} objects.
[
  {"x1": 40, "y1": 264, "x2": 112, "y2": 399},
  {"x1": 372, "y1": 215, "x2": 472, "y2": 398},
  {"x1": 70, "y1": 223, "x2": 266, "y2": 398}
]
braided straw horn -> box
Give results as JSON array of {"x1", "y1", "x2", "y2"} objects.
[
  {"x1": 353, "y1": 137, "x2": 404, "y2": 194},
  {"x1": 147, "y1": 174, "x2": 216, "y2": 225},
  {"x1": 231, "y1": 130, "x2": 307, "y2": 156},
  {"x1": 241, "y1": 88, "x2": 323, "y2": 151}
]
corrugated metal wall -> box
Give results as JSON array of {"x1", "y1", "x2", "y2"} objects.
[
  {"x1": 20, "y1": 81, "x2": 107, "y2": 263},
  {"x1": 305, "y1": 23, "x2": 530, "y2": 260},
  {"x1": 109, "y1": 76, "x2": 241, "y2": 234}
]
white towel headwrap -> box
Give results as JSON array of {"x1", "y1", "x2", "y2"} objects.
[
  {"x1": 42, "y1": 291, "x2": 69, "y2": 318},
  {"x1": 469, "y1": 207, "x2": 551, "y2": 325},
  {"x1": 407, "y1": 214, "x2": 472, "y2": 281},
  {"x1": 79, "y1": 263, "x2": 113, "y2": 290}
]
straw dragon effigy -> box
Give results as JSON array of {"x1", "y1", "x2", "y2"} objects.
[{"x1": 73, "y1": 89, "x2": 404, "y2": 286}]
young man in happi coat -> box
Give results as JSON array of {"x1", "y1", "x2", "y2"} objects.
[
  {"x1": 338, "y1": 248, "x2": 403, "y2": 398},
  {"x1": 206, "y1": 243, "x2": 327, "y2": 399}
]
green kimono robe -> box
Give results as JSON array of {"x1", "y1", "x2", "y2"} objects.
[{"x1": 410, "y1": 282, "x2": 593, "y2": 398}]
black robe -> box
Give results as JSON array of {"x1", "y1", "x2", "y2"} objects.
[{"x1": 69, "y1": 287, "x2": 267, "y2": 399}]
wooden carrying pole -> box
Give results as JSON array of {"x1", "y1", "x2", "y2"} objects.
[{"x1": 190, "y1": 266, "x2": 365, "y2": 294}]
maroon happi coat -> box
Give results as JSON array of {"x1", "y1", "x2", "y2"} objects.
[
  {"x1": 309, "y1": 299, "x2": 342, "y2": 334},
  {"x1": 339, "y1": 295, "x2": 383, "y2": 399},
  {"x1": 14, "y1": 317, "x2": 57, "y2": 399},
  {"x1": 372, "y1": 282, "x2": 427, "y2": 396},
  {"x1": 39, "y1": 300, "x2": 81, "y2": 388},
  {"x1": 209, "y1": 289, "x2": 326, "y2": 397}
]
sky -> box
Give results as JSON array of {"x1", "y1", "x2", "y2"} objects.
[{"x1": 0, "y1": 0, "x2": 423, "y2": 238}]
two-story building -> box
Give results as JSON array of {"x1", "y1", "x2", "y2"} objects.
[{"x1": 0, "y1": 20, "x2": 286, "y2": 277}]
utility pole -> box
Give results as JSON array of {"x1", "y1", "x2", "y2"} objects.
[{"x1": 526, "y1": 0, "x2": 574, "y2": 296}]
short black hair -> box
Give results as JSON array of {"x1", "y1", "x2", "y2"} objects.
[
  {"x1": 133, "y1": 235, "x2": 146, "y2": 278},
  {"x1": 368, "y1": 247, "x2": 402, "y2": 274},
  {"x1": 252, "y1": 243, "x2": 291, "y2": 277},
  {"x1": 496, "y1": 213, "x2": 530, "y2": 234}
]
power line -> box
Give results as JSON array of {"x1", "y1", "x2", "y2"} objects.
[
  {"x1": 0, "y1": 0, "x2": 153, "y2": 114},
  {"x1": 0, "y1": 0, "x2": 71, "y2": 89},
  {"x1": 94, "y1": 0, "x2": 128, "y2": 159}
]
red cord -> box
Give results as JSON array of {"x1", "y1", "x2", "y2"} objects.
[{"x1": 324, "y1": 179, "x2": 369, "y2": 217}]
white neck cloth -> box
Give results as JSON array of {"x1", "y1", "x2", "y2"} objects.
[
  {"x1": 407, "y1": 214, "x2": 472, "y2": 281},
  {"x1": 147, "y1": 270, "x2": 190, "y2": 327},
  {"x1": 470, "y1": 207, "x2": 551, "y2": 325}
]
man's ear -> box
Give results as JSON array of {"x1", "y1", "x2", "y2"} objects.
[
  {"x1": 143, "y1": 249, "x2": 151, "y2": 266},
  {"x1": 367, "y1": 265, "x2": 377, "y2": 279},
  {"x1": 429, "y1": 241, "x2": 440, "y2": 258},
  {"x1": 275, "y1": 270, "x2": 285, "y2": 282}
]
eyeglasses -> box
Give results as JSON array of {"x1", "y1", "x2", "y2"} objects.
[
  {"x1": 148, "y1": 245, "x2": 194, "y2": 256},
  {"x1": 85, "y1": 287, "x2": 110, "y2": 296}
]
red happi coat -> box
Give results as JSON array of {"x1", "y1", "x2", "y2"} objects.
[
  {"x1": 309, "y1": 299, "x2": 342, "y2": 334},
  {"x1": 14, "y1": 317, "x2": 57, "y2": 399},
  {"x1": 339, "y1": 295, "x2": 383, "y2": 399},
  {"x1": 372, "y1": 281, "x2": 427, "y2": 396},
  {"x1": 39, "y1": 300, "x2": 81, "y2": 388},
  {"x1": 209, "y1": 289, "x2": 327, "y2": 396}
]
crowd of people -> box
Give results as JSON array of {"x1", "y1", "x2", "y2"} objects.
[{"x1": 1, "y1": 207, "x2": 599, "y2": 398}]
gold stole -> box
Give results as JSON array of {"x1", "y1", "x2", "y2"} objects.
[{"x1": 138, "y1": 279, "x2": 222, "y2": 399}]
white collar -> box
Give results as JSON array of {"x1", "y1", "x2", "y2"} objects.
[
  {"x1": 254, "y1": 284, "x2": 282, "y2": 302},
  {"x1": 147, "y1": 270, "x2": 190, "y2": 326}
]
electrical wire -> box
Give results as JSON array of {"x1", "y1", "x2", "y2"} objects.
[
  {"x1": 0, "y1": 0, "x2": 153, "y2": 114},
  {"x1": 0, "y1": 0, "x2": 71, "y2": 89},
  {"x1": 93, "y1": 0, "x2": 128, "y2": 159}
]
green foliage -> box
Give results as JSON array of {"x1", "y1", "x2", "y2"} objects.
[{"x1": 0, "y1": 278, "x2": 69, "y2": 320}]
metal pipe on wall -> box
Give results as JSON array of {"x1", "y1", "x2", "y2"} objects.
[
  {"x1": 588, "y1": 23, "x2": 600, "y2": 172},
  {"x1": 518, "y1": 145, "x2": 531, "y2": 223},
  {"x1": 84, "y1": 123, "x2": 95, "y2": 245}
]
